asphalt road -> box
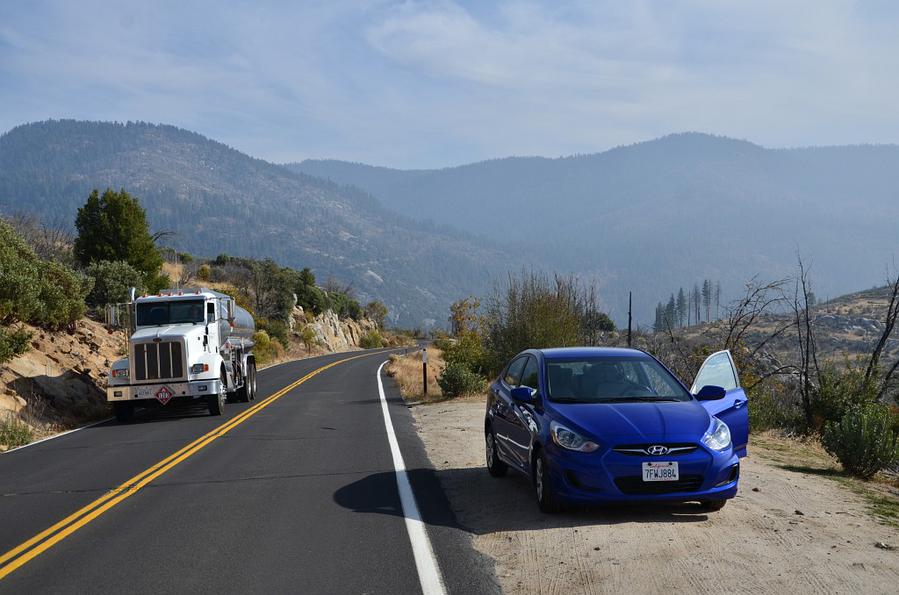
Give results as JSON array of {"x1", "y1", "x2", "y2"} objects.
[{"x1": 0, "y1": 349, "x2": 498, "y2": 594}]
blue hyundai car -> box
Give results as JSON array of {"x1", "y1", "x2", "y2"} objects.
[{"x1": 484, "y1": 347, "x2": 748, "y2": 513}]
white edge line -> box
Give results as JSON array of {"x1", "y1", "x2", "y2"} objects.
[
  {"x1": 2, "y1": 417, "x2": 113, "y2": 455},
  {"x1": 376, "y1": 360, "x2": 447, "y2": 595}
]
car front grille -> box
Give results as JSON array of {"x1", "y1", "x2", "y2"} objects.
[
  {"x1": 614, "y1": 474, "x2": 704, "y2": 495},
  {"x1": 133, "y1": 341, "x2": 184, "y2": 382},
  {"x1": 612, "y1": 443, "x2": 698, "y2": 456}
]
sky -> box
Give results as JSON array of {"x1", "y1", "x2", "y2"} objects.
[{"x1": 1, "y1": 0, "x2": 898, "y2": 168}]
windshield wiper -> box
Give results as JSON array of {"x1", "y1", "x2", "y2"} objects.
[{"x1": 602, "y1": 396, "x2": 681, "y2": 403}]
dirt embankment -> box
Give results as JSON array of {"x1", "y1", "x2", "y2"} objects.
[
  {"x1": 1, "y1": 318, "x2": 125, "y2": 446},
  {"x1": 411, "y1": 398, "x2": 899, "y2": 594}
]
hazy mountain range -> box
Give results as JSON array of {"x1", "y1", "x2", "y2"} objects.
[
  {"x1": 292, "y1": 134, "x2": 899, "y2": 322},
  {"x1": 2, "y1": 120, "x2": 898, "y2": 328},
  {"x1": 0, "y1": 120, "x2": 516, "y2": 327}
]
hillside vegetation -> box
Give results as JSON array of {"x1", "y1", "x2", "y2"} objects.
[{"x1": 0, "y1": 120, "x2": 517, "y2": 327}]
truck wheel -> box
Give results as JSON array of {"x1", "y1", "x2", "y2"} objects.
[
  {"x1": 236, "y1": 362, "x2": 255, "y2": 403},
  {"x1": 208, "y1": 373, "x2": 226, "y2": 416},
  {"x1": 113, "y1": 402, "x2": 134, "y2": 423},
  {"x1": 247, "y1": 361, "x2": 257, "y2": 401}
]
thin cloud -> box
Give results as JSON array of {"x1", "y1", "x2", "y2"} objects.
[{"x1": 1, "y1": 1, "x2": 897, "y2": 168}]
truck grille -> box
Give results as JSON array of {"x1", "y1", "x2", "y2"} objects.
[{"x1": 134, "y1": 341, "x2": 184, "y2": 381}]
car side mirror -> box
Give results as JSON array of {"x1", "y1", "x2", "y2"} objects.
[
  {"x1": 695, "y1": 385, "x2": 727, "y2": 400},
  {"x1": 511, "y1": 386, "x2": 536, "y2": 404}
]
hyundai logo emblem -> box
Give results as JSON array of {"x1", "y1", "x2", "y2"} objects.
[{"x1": 646, "y1": 445, "x2": 669, "y2": 456}]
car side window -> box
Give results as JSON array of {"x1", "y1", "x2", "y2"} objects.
[
  {"x1": 520, "y1": 357, "x2": 540, "y2": 392},
  {"x1": 692, "y1": 352, "x2": 738, "y2": 392},
  {"x1": 504, "y1": 357, "x2": 527, "y2": 387}
]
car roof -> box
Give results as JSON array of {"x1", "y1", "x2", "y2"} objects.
[{"x1": 537, "y1": 347, "x2": 649, "y2": 360}]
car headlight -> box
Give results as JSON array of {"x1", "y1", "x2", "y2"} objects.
[
  {"x1": 550, "y1": 421, "x2": 599, "y2": 452},
  {"x1": 702, "y1": 417, "x2": 732, "y2": 452},
  {"x1": 191, "y1": 363, "x2": 209, "y2": 374},
  {"x1": 111, "y1": 368, "x2": 129, "y2": 378}
]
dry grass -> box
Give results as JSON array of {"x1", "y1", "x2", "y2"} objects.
[
  {"x1": 753, "y1": 429, "x2": 899, "y2": 526},
  {"x1": 385, "y1": 347, "x2": 445, "y2": 402}
]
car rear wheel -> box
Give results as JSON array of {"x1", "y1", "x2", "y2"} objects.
[
  {"x1": 485, "y1": 429, "x2": 508, "y2": 477},
  {"x1": 699, "y1": 499, "x2": 727, "y2": 512},
  {"x1": 533, "y1": 451, "x2": 561, "y2": 514}
]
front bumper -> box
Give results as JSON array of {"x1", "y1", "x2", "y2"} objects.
[
  {"x1": 544, "y1": 441, "x2": 741, "y2": 504},
  {"x1": 106, "y1": 379, "x2": 223, "y2": 403}
]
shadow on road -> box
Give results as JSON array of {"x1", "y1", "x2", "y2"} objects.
[{"x1": 334, "y1": 467, "x2": 710, "y2": 535}]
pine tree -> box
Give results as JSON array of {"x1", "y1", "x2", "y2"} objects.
[
  {"x1": 715, "y1": 281, "x2": 721, "y2": 320},
  {"x1": 692, "y1": 283, "x2": 702, "y2": 323},
  {"x1": 676, "y1": 288, "x2": 687, "y2": 328},
  {"x1": 702, "y1": 280, "x2": 712, "y2": 322}
]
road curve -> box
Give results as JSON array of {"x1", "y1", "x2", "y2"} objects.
[{"x1": 0, "y1": 349, "x2": 497, "y2": 594}]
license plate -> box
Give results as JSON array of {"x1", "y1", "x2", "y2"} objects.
[{"x1": 642, "y1": 461, "x2": 679, "y2": 482}]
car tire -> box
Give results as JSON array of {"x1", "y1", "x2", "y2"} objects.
[
  {"x1": 533, "y1": 450, "x2": 562, "y2": 514},
  {"x1": 485, "y1": 428, "x2": 508, "y2": 477},
  {"x1": 113, "y1": 402, "x2": 134, "y2": 423},
  {"x1": 700, "y1": 499, "x2": 727, "y2": 512},
  {"x1": 208, "y1": 372, "x2": 226, "y2": 416}
]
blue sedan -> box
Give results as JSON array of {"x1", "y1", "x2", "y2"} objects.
[{"x1": 484, "y1": 347, "x2": 748, "y2": 513}]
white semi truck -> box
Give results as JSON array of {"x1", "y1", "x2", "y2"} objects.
[{"x1": 106, "y1": 288, "x2": 257, "y2": 422}]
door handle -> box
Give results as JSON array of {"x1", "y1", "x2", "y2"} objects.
[{"x1": 734, "y1": 399, "x2": 746, "y2": 409}]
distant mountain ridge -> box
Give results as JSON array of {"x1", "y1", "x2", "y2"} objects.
[
  {"x1": 0, "y1": 120, "x2": 518, "y2": 327},
  {"x1": 290, "y1": 133, "x2": 899, "y2": 322}
]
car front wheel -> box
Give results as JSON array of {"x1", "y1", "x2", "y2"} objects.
[
  {"x1": 700, "y1": 499, "x2": 727, "y2": 512},
  {"x1": 533, "y1": 450, "x2": 561, "y2": 514}
]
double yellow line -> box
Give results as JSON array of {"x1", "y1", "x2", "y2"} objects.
[{"x1": 0, "y1": 351, "x2": 382, "y2": 580}]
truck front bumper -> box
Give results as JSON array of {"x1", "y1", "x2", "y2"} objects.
[{"x1": 107, "y1": 379, "x2": 223, "y2": 403}]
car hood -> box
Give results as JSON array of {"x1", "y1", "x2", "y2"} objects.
[{"x1": 551, "y1": 400, "x2": 711, "y2": 443}]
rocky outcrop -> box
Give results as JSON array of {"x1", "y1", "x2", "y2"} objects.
[
  {"x1": 289, "y1": 307, "x2": 378, "y2": 352},
  {"x1": 1, "y1": 319, "x2": 124, "y2": 425}
]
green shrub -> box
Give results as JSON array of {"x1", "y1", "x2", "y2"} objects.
[
  {"x1": 197, "y1": 264, "x2": 211, "y2": 282},
  {"x1": 360, "y1": 330, "x2": 384, "y2": 349},
  {"x1": 34, "y1": 260, "x2": 91, "y2": 329},
  {"x1": 258, "y1": 318, "x2": 289, "y2": 349},
  {"x1": 85, "y1": 260, "x2": 145, "y2": 307},
  {"x1": 443, "y1": 331, "x2": 487, "y2": 375},
  {"x1": 0, "y1": 219, "x2": 42, "y2": 324},
  {"x1": 252, "y1": 330, "x2": 282, "y2": 366},
  {"x1": 812, "y1": 364, "x2": 878, "y2": 431},
  {"x1": 0, "y1": 411, "x2": 34, "y2": 449},
  {"x1": 432, "y1": 332, "x2": 454, "y2": 352},
  {"x1": 747, "y1": 384, "x2": 804, "y2": 432},
  {"x1": 822, "y1": 403, "x2": 899, "y2": 479},
  {"x1": 0, "y1": 326, "x2": 32, "y2": 364},
  {"x1": 438, "y1": 361, "x2": 486, "y2": 398}
]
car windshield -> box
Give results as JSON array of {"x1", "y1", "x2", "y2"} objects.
[
  {"x1": 545, "y1": 356, "x2": 691, "y2": 403},
  {"x1": 136, "y1": 300, "x2": 205, "y2": 326}
]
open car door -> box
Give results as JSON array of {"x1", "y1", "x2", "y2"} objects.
[{"x1": 691, "y1": 350, "x2": 749, "y2": 457}]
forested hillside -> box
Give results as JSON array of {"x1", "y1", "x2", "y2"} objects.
[
  {"x1": 292, "y1": 134, "x2": 899, "y2": 323},
  {"x1": 0, "y1": 120, "x2": 517, "y2": 327}
]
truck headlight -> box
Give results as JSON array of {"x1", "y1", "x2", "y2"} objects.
[
  {"x1": 112, "y1": 368, "x2": 129, "y2": 378},
  {"x1": 191, "y1": 363, "x2": 209, "y2": 374},
  {"x1": 550, "y1": 421, "x2": 599, "y2": 452},
  {"x1": 702, "y1": 417, "x2": 732, "y2": 452}
]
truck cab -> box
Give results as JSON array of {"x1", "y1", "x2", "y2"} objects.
[{"x1": 107, "y1": 289, "x2": 256, "y2": 422}]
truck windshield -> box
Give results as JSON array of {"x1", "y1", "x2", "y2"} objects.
[
  {"x1": 136, "y1": 300, "x2": 205, "y2": 326},
  {"x1": 546, "y1": 357, "x2": 691, "y2": 403}
]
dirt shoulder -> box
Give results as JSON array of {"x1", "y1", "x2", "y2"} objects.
[{"x1": 411, "y1": 398, "x2": 899, "y2": 594}]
